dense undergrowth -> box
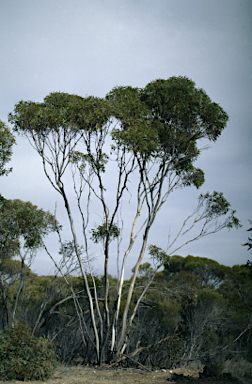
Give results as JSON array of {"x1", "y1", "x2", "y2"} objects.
[{"x1": 0, "y1": 255, "x2": 251, "y2": 381}]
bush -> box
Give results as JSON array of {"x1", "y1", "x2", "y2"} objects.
[
  {"x1": 0, "y1": 322, "x2": 57, "y2": 381},
  {"x1": 225, "y1": 358, "x2": 252, "y2": 384}
]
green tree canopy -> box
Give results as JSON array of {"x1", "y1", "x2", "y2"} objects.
[
  {"x1": 0, "y1": 121, "x2": 15, "y2": 178},
  {"x1": 0, "y1": 198, "x2": 58, "y2": 263},
  {"x1": 108, "y1": 76, "x2": 228, "y2": 188}
]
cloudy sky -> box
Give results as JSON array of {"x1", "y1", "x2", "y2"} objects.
[{"x1": 0, "y1": 0, "x2": 251, "y2": 277}]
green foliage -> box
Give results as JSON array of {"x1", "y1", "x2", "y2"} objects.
[
  {"x1": 141, "y1": 77, "x2": 228, "y2": 142},
  {"x1": 0, "y1": 322, "x2": 57, "y2": 381},
  {"x1": 139, "y1": 77, "x2": 229, "y2": 188},
  {"x1": 0, "y1": 198, "x2": 59, "y2": 261},
  {"x1": 70, "y1": 150, "x2": 109, "y2": 174},
  {"x1": 218, "y1": 263, "x2": 252, "y2": 356},
  {"x1": 148, "y1": 245, "x2": 170, "y2": 265},
  {"x1": 0, "y1": 254, "x2": 249, "y2": 368},
  {"x1": 132, "y1": 262, "x2": 153, "y2": 278},
  {"x1": 106, "y1": 78, "x2": 229, "y2": 191},
  {"x1": 9, "y1": 92, "x2": 110, "y2": 135},
  {"x1": 6, "y1": 273, "x2": 63, "y2": 327},
  {"x1": 0, "y1": 200, "x2": 59, "y2": 330},
  {"x1": 0, "y1": 121, "x2": 15, "y2": 177},
  {"x1": 199, "y1": 191, "x2": 240, "y2": 228},
  {"x1": 91, "y1": 222, "x2": 120, "y2": 244},
  {"x1": 243, "y1": 220, "x2": 252, "y2": 253},
  {"x1": 163, "y1": 255, "x2": 227, "y2": 287},
  {"x1": 107, "y1": 86, "x2": 157, "y2": 156},
  {"x1": 155, "y1": 295, "x2": 181, "y2": 329}
]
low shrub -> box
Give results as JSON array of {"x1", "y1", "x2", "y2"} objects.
[
  {"x1": 225, "y1": 358, "x2": 252, "y2": 384},
  {"x1": 0, "y1": 322, "x2": 57, "y2": 381}
]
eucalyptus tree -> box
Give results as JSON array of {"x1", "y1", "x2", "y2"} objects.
[
  {"x1": 9, "y1": 93, "x2": 113, "y2": 360},
  {"x1": 0, "y1": 120, "x2": 15, "y2": 179},
  {"x1": 0, "y1": 198, "x2": 58, "y2": 328},
  {"x1": 9, "y1": 77, "x2": 240, "y2": 364}
]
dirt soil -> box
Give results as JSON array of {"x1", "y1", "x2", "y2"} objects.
[{"x1": 0, "y1": 365, "x2": 242, "y2": 384}]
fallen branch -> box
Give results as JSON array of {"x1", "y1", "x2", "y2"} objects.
[{"x1": 122, "y1": 353, "x2": 151, "y2": 371}]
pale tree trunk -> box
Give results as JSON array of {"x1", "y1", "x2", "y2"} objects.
[
  {"x1": 73, "y1": 170, "x2": 104, "y2": 360},
  {"x1": 116, "y1": 224, "x2": 150, "y2": 355},
  {"x1": 115, "y1": 160, "x2": 167, "y2": 355},
  {"x1": 59, "y1": 184, "x2": 100, "y2": 361},
  {"x1": 110, "y1": 206, "x2": 141, "y2": 353}
]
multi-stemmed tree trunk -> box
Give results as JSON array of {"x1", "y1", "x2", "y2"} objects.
[{"x1": 9, "y1": 77, "x2": 240, "y2": 364}]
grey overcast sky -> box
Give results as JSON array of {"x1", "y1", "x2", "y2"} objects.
[{"x1": 0, "y1": 0, "x2": 252, "y2": 277}]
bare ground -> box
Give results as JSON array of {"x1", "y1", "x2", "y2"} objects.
[{"x1": 0, "y1": 365, "x2": 243, "y2": 384}]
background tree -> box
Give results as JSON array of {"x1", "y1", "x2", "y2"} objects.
[
  {"x1": 9, "y1": 77, "x2": 240, "y2": 364},
  {"x1": 0, "y1": 120, "x2": 15, "y2": 178},
  {"x1": 0, "y1": 198, "x2": 58, "y2": 328},
  {"x1": 2, "y1": 254, "x2": 249, "y2": 370},
  {"x1": 218, "y1": 263, "x2": 252, "y2": 361}
]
